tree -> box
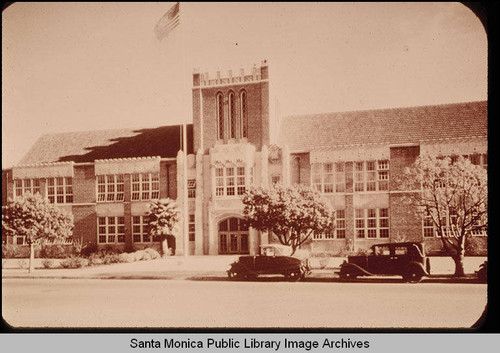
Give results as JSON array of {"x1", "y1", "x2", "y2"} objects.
[
  {"x1": 402, "y1": 155, "x2": 487, "y2": 276},
  {"x1": 148, "y1": 198, "x2": 180, "y2": 256},
  {"x1": 242, "y1": 184, "x2": 334, "y2": 255},
  {"x1": 2, "y1": 193, "x2": 74, "y2": 273}
]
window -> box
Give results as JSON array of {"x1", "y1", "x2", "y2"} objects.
[
  {"x1": 311, "y1": 162, "x2": 345, "y2": 193},
  {"x1": 47, "y1": 177, "x2": 73, "y2": 204},
  {"x1": 422, "y1": 210, "x2": 482, "y2": 238},
  {"x1": 229, "y1": 91, "x2": 236, "y2": 139},
  {"x1": 355, "y1": 208, "x2": 389, "y2": 238},
  {"x1": 98, "y1": 216, "x2": 125, "y2": 244},
  {"x1": 14, "y1": 178, "x2": 41, "y2": 197},
  {"x1": 189, "y1": 215, "x2": 195, "y2": 241},
  {"x1": 215, "y1": 166, "x2": 247, "y2": 197},
  {"x1": 131, "y1": 173, "x2": 160, "y2": 201},
  {"x1": 354, "y1": 160, "x2": 389, "y2": 192},
  {"x1": 271, "y1": 175, "x2": 281, "y2": 184},
  {"x1": 97, "y1": 174, "x2": 124, "y2": 202},
  {"x1": 15, "y1": 235, "x2": 27, "y2": 245},
  {"x1": 469, "y1": 153, "x2": 487, "y2": 170},
  {"x1": 313, "y1": 209, "x2": 346, "y2": 240},
  {"x1": 335, "y1": 209, "x2": 346, "y2": 239},
  {"x1": 240, "y1": 91, "x2": 247, "y2": 138},
  {"x1": 187, "y1": 179, "x2": 196, "y2": 198},
  {"x1": 423, "y1": 215, "x2": 436, "y2": 238},
  {"x1": 216, "y1": 92, "x2": 224, "y2": 140}
]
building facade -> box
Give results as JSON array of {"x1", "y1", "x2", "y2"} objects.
[{"x1": 2, "y1": 61, "x2": 487, "y2": 256}]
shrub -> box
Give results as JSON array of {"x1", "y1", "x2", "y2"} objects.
[
  {"x1": 144, "y1": 248, "x2": 161, "y2": 260},
  {"x1": 2, "y1": 244, "x2": 30, "y2": 258},
  {"x1": 118, "y1": 253, "x2": 136, "y2": 263},
  {"x1": 60, "y1": 256, "x2": 88, "y2": 269},
  {"x1": 133, "y1": 250, "x2": 146, "y2": 261},
  {"x1": 40, "y1": 244, "x2": 73, "y2": 259},
  {"x1": 81, "y1": 242, "x2": 99, "y2": 257},
  {"x1": 88, "y1": 253, "x2": 104, "y2": 266},
  {"x1": 101, "y1": 253, "x2": 121, "y2": 265},
  {"x1": 41, "y1": 259, "x2": 54, "y2": 269}
]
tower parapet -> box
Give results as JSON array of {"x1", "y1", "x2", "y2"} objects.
[{"x1": 193, "y1": 60, "x2": 268, "y2": 88}]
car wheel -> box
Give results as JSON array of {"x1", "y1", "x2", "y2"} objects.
[
  {"x1": 339, "y1": 272, "x2": 357, "y2": 281},
  {"x1": 284, "y1": 270, "x2": 301, "y2": 282},
  {"x1": 403, "y1": 267, "x2": 423, "y2": 283}
]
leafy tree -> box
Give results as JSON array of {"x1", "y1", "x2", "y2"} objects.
[
  {"x1": 242, "y1": 184, "x2": 334, "y2": 255},
  {"x1": 2, "y1": 193, "x2": 74, "y2": 273},
  {"x1": 148, "y1": 198, "x2": 180, "y2": 256},
  {"x1": 402, "y1": 155, "x2": 487, "y2": 276}
]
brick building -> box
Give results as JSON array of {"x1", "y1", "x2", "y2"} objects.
[{"x1": 2, "y1": 61, "x2": 487, "y2": 255}]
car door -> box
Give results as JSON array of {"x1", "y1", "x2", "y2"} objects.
[
  {"x1": 367, "y1": 245, "x2": 392, "y2": 274},
  {"x1": 389, "y1": 245, "x2": 411, "y2": 275}
]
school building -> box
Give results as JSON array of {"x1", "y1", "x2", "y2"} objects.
[{"x1": 2, "y1": 61, "x2": 487, "y2": 256}]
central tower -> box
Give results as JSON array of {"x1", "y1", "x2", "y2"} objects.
[{"x1": 191, "y1": 60, "x2": 270, "y2": 153}]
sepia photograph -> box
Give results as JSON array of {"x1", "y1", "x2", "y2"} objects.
[{"x1": 2, "y1": 2, "x2": 488, "y2": 330}]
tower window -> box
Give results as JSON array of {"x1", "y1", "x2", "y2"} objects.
[
  {"x1": 216, "y1": 92, "x2": 224, "y2": 140},
  {"x1": 229, "y1": 91, "x2": 236, "y2": 139},
  {"x1": 240, "y1": 91, "x2": 247, "y2": 138}
]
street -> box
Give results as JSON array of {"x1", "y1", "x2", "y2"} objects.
[{"x1": 2, "y1": 278, "x2": 487, "y2": 328}]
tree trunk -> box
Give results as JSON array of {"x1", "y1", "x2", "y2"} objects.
[
  {"x1": 29, "y1": 242, "x2": 35, "y2": 273},
  {"x1": 161, "y1": 238, "x2": 169, "y2": 257},
  {"x1": 452, "y1": 254, "x2": 465, "y2": 277}
]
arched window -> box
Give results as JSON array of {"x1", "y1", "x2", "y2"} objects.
[
  {"x1": 240, "y1": 90, "x2": 248, "y2": 138},
  {"x1": 228, "y1": 91, "x2": 236, "y2": 139},
  {"x1": 216, "y1": 92, "x2": 224, "y2": 140}
]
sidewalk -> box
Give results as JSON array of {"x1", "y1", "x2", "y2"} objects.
[
  {"x1": 2, "y1": 256, "x2": 239, "y2": 280},
  {"x1": 2, "y1": 255, "x2": 486, "y2": 281}
]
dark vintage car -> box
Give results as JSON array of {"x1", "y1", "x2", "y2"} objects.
[
  {"x1": 339, "y1": 242, "x2": 430, "y2": 282},
  {"x1": 227, "y1": 244, "x2": 309, "y2": 281}
]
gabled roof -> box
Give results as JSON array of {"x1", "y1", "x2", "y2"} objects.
[
  {"x1": 279, "y1": 101, "x2": 487, "y2": 152},
  {"x1": 18, "y1": 124, "x2": 193, "y2": 165}
]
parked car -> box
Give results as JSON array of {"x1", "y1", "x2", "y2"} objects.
[
  {"x1": 476, "y1": 261, "x2": 487, "y2": 283},
  {"x1": 339, "y1": 242, "x2": 430, "y2": 283},
  {"x1": 227, "y1": 244, "x2": 309, "y2": 281}
]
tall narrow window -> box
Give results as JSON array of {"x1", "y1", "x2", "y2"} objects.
[
  {"x1": 229, "y1": 91, "x2": 236, "y2": 139},
  {"x1": 216, "y1": 92, "x2": 224, "y2": 140},
  {"x1": 189, "y1": 215, "x2": 195, "y2": 241},
  {"x1": 240, "y1": 91, "x2": 247, "y2": 138}
]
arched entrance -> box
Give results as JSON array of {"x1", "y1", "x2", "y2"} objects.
[{"x1": 218, "y1": 217, "x2": 249, "y2": 254}]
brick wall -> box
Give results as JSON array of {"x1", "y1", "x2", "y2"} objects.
[
  {"x1": 196, "y1": 81, "x2": 269, "y2": 153},
  {"x1": 389, "y1": 145, "x2": 422, "y2": 242},
  {"x1": 73, "y1": 165, "x2": 96, "y2": 203},
  {"x1": 2, "y1": 169, "x2": 13, "y2": 205},
  {"x1": 72, "y1": 205, "x2": 97, "y2": 245}
]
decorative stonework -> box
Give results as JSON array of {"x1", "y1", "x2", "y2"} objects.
[
  {"x1": 419, "y1": 137, "x2": 487, "y2": 156},
  {"x1": 209, "y1": 142, "x2": 256, "y2": 167},
  {"x1": 268, "y1": 144, "x2": 282, "y2": 164},
  {"x1": 310, "y1": 145, "x2": 390, "y2": 163},
  {"x1": 13, "y1": 161, "x2": 75, "y2": 179},
  {"x1": 94, "y1": 156, "x2": 161, "y2": 175}
]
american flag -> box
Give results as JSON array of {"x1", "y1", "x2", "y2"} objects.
[{"x1": 155, "y1": 2, "x2": 180, "y2": 41}]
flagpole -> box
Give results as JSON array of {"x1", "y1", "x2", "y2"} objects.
[{"x1": 179, "y1": 3, "x2": 189, "y2": 258}]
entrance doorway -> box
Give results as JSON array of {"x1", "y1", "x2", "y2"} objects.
[{"x1": 218, "y1": 217, "x2": 249, "y2": 254}]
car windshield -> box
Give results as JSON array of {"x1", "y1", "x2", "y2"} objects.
[
  {"x1": 261, "y1": 247, "x2": 275, "y2": 256},
  {"x1": 373, "y1": 246, "x2": 390, "y2": 256}
]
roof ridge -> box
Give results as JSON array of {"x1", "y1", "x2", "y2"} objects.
[
  {"x1": 36, "y1": 123, "x2": 194, "y2": 138},
  {"x1": 282, "y1": 100, "x2": 487, "y2": 120}
]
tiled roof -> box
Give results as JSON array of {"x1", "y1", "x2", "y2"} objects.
[
  {"x1": 18, "y1": 124, "x2": 193, "y2": 165},
  {"x1": 279, "y1": 101, "x2": 487, "y2": 152}
]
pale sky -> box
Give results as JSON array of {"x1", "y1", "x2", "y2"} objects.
[{"x1": 2, "y1": 2, "x2": 487, "y2": 169}]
